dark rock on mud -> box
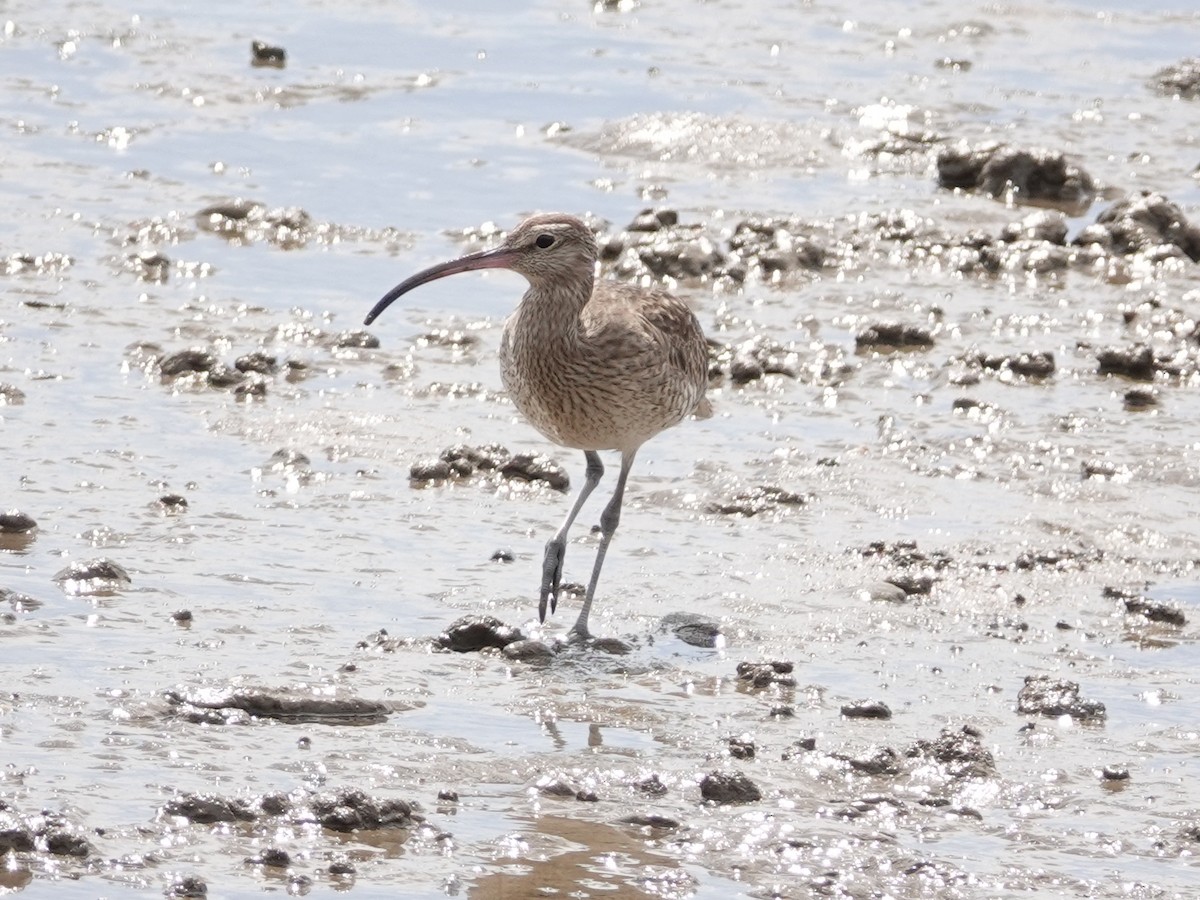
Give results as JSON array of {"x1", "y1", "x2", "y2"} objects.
[
  {"x1": 1120, "y1": 594, "x2": 1186, "y2": 627},
  {"x1": 727, "y1": 216, "x2": 829, "y2": 276},
  {"x1": 52, "y1": 557, "x2": 132, "y2": 589},
  {"x1": 536, "y1": 778, "x2": 579, "y2": 799},
  {"x1": 0, "y1": 383, "x2": 26, "y2": 405},
  {"x1": 1096, "y1": 344, "x2": 1181, "y2": 381},
  {"x1": 246, "y1": 847, "x2": 290, "y2": 867},
  {"x1": 1151, "y1": 57, "x2": 1200, "y2": 99},
  {"x1": 157, "y1": 494, "x2": 188, "y2": 512},
  {"x1": 1013, "y1": 546, "x2": 1101, "y2": 572},
  {"x1": 233, "y1": 374, "x2": 268, "y2": 400},
  {"x1": 205, "y1": 363, "x2": 243, "y2": 388},
  {"x1": 269, "y1": 448, "x2": 311, "y2": 470},
  {"x1": 417, "y1": 327, "x2": 481, "y2": 349},
  {"x1": 660, "y1": 611, "x2": 723, "y2": 647},
  {"x1": 1079, "y1": 191, "x2": 1200, "y2": 262},
  {"x1": 310, "y1": 789, "x2": 421, "y2": 832},
  {"x1": 195, "y1": 199, "x2": 312, "y2": 249},
  {"x1": 251, "y1": 40, "x2": 287, "y2": 68},
  {"x1": 906, "y1": 725, "x2": 996, "y2": 778},
  {"x1": 619, "y1": 813, "x2": 681, "y2": 829},
  {"x1": 878, "y1": 575, "x2": 935, "y2": 597},
  {"x1": 355, "y1": 628, "x2": 417, "y2": 653},
  {"x1": 159, "y1": 348, "x2": 217, "y2": 378},
  {"x1": 848, "y1": 745, "x2": 902, "y2": 776},
  {"x1": 841, "y1": 699, "x2": 892, "y2": 720},
  {"x1": 936, "y1": 142, "x2": 1096, "y2": 214},
  {"x1": 410, "y1": 444, "x2": 568, "y2": 491},
  {"x1": 637, "y1": 774, "x2": 668, "y2": 796},
  {"x1": 2, "y1": 588, "x2": 41, "y2": 613},
  {"x1": 974, "y1": 350, "x2": 1056, "y2": 379},
  {"x1": 1123, "y1": 388, "x2": 1159, "y2": 410},
  {"x1": 164, "y1": 688, "x2": 392, "y2": 725},
  {"x1": 235, "y1": 351, "x2": 278, "y2": 374},
  {"x1": 501, "y1": 453, "x2": 570, "y2": 491},
  {"x1": 490, "y1": 548, "x2": 515, "y2": 562},
  {"x1": 736, "y1": 660, "x2": 795, "y2": 689},
  {"x1": 167, "y1": 875, "x2": 208, "y2": 898},
  {"x1": 861, "y1": 540, "x2": 953, "y2": 572},
  {"x1": 410, "y1": 458, "x2": 454, "y2": 483},
  {"x1": 435, "y1": 614, "x2": 525, "y2": 652},
  {"x1": 627, "y1": 208, "x2": 679, "y2": 232},
  {"x1": 436, "y1": 790, "x2": 459, "y2": 803},
  {"x1": 332, "y1": 329, "x2": 380, "y2": 350},
  {"x1": 127, "y1": 250, "x2": 171, "y2": 282},
  {"x1": 1016, "y1": 675, "x2": 1106, "y2": 721},
  {"x1": 501, "y1": 638, "x2": 555, "y2": 664},
  {"x1": 726, "y1": 335, "x2": 799, "y2": 383},
  {"x1": 856, "y1": 323, "x2": 935, "y2": 351},
  {"x1": 161, "y1": 793, "x2": 259, "y2": 825},
  {"x1": 708, "y1": 485, "x2": 805, "y2": 517},
  {"x1": 0, "y1": 511, "x2": 36, "y2": 533},
  {"x1": 1000, "y1": 210, "x2": 1069, "y2": 244},
  {"x1": 700, "y1": 771, "x2": 762, "y2": 804},
  {"x1": 728, "y1": 736, "x2": 756, "y2": 760},
  {"x1": 782, "y1": 736, "x2": 818, "y2": 759}
]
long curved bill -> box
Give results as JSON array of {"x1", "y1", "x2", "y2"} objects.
[{"x1": 364, "y1": 245, "x2": 520, "y2": 326}]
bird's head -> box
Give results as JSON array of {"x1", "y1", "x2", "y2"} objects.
[{"x1": 364, "y1": 213, "x2": 599, "y2": 326}]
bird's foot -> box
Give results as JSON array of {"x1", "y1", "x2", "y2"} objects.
[{"x1": 538, "y1": 537, "x2": 567, "y2": 621}]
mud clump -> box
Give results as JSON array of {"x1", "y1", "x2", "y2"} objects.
[
  {"x1": 195, "y1": 199, "x2": 312, "y2": 250},
  {"x1": 409, "y1": 444, "x2": 569, "y2": 492},
  {"x1": 52, "y1": 557, "x2": 132, "y2": 593},
  {"x1": 841, "y1": 699, "x2": 893, "y2": 720},
  {"x1": 1077, "y1": 191, "x2": 1200, "y2": 262},
  {"x1": 0, "y1": 511, "x2": 37, "y2": 533},
  {"x1": 1150, "y1": 58, "x2": 1200, "y2": 100},
  {"x1": 435, "y1": 614, "x2": 525, "y2": 652},
  {"x1": 501, "y1": 639, "x2": 556, "y2": 663},
  {"x1": 848, "y1": 745, "x2": 902, "y2": 776},
  {"x1": 974, "y1": 350, "x2": 1056, "y2": 379},
  {"x1": 161, "y1": 793, "x2": 259, "y2": 825},
  {"x1": 166, "y1": 875, "x2": 209, "y2": 898},
  {"x1": 856, "y1": 322, "x2": 935, "y2": 351},
  {"x1": 700, "y1": 771, "x2": 762, "y2": 804},
  {"x1": 708, "y1": 485, "x2": 805, "y2": 517},
  {"x1": 1105, "y1": 586, "x2": 1187, "y2": 627},
  {"x1": 660, "y1": 611, "x2": 723, "y2": 647},
  {"x1": 1016, "y1": 675, "x2": 1106, "y2": 721},
  {"x1": 161, "y1": 788, "x2": 421, "y2": 833},
  {"x1": 164, "y1": 688, "x2": 392, "y2": 725},
  {"x1": 0, "y1": 804, "x2": 91, "y2": 857},
  {"x1": 936, "y1": 142, "x2": 1097, "y2": 214},
  {"x1": 906, "y1": 725, "x2": 996, "y2": 779},
  {"x1": 724, "y1": 335, "x2": 800, "y2": 383},
  {"x1": 736, "y1": 660, "x2": 796, "y2": 689},
  {"x1": 251, "y1": 40, "x2": 286, "y2": 68},
  {"x1": 311, "y1": 789, "x2": 420, "y2": 832}
]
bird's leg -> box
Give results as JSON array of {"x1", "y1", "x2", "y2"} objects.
[
  {"x1": 539, "y1": 450, "x2": 603, "y2": 622},
  {"x1": 570, "y1": 450, "x2": 636, "y2": 641}
]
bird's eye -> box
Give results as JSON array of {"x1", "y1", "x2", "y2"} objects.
[{"x1": 535, "y1": 234, "x2": 555, "y2": 249}]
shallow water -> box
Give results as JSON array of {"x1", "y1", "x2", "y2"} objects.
[{"x1": 3, "y1": 0, "x2": 1200, "y2": 897}]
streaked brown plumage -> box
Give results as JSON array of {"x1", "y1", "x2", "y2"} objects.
[{"x1": 365, "y1": 213, "x2": 709, "y2": 640}]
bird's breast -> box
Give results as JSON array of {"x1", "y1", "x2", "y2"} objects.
[{"x1": 498, "y1": 305, "x2": 707, "y2": 453}]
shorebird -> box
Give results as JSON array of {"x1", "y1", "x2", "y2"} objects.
[{"x1": 364, "y1": 213, "x2": 710, "y2": 640}]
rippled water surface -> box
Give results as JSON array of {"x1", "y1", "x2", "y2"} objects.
[{"x1": 3, "y1": 0, "x2": 1200, "y2": 897}]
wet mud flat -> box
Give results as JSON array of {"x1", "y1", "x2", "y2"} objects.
[{"x1": 3, "y1": 1, "x2": 1200, "y2": 898}]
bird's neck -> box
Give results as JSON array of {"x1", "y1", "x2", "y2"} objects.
[{"x1": 519, "y1": 275, "x2": 595, "y2": 335}]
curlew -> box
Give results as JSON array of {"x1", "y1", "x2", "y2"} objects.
[{"x1": 364, "y1": 213, "x2": 710, "y2": 640}]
